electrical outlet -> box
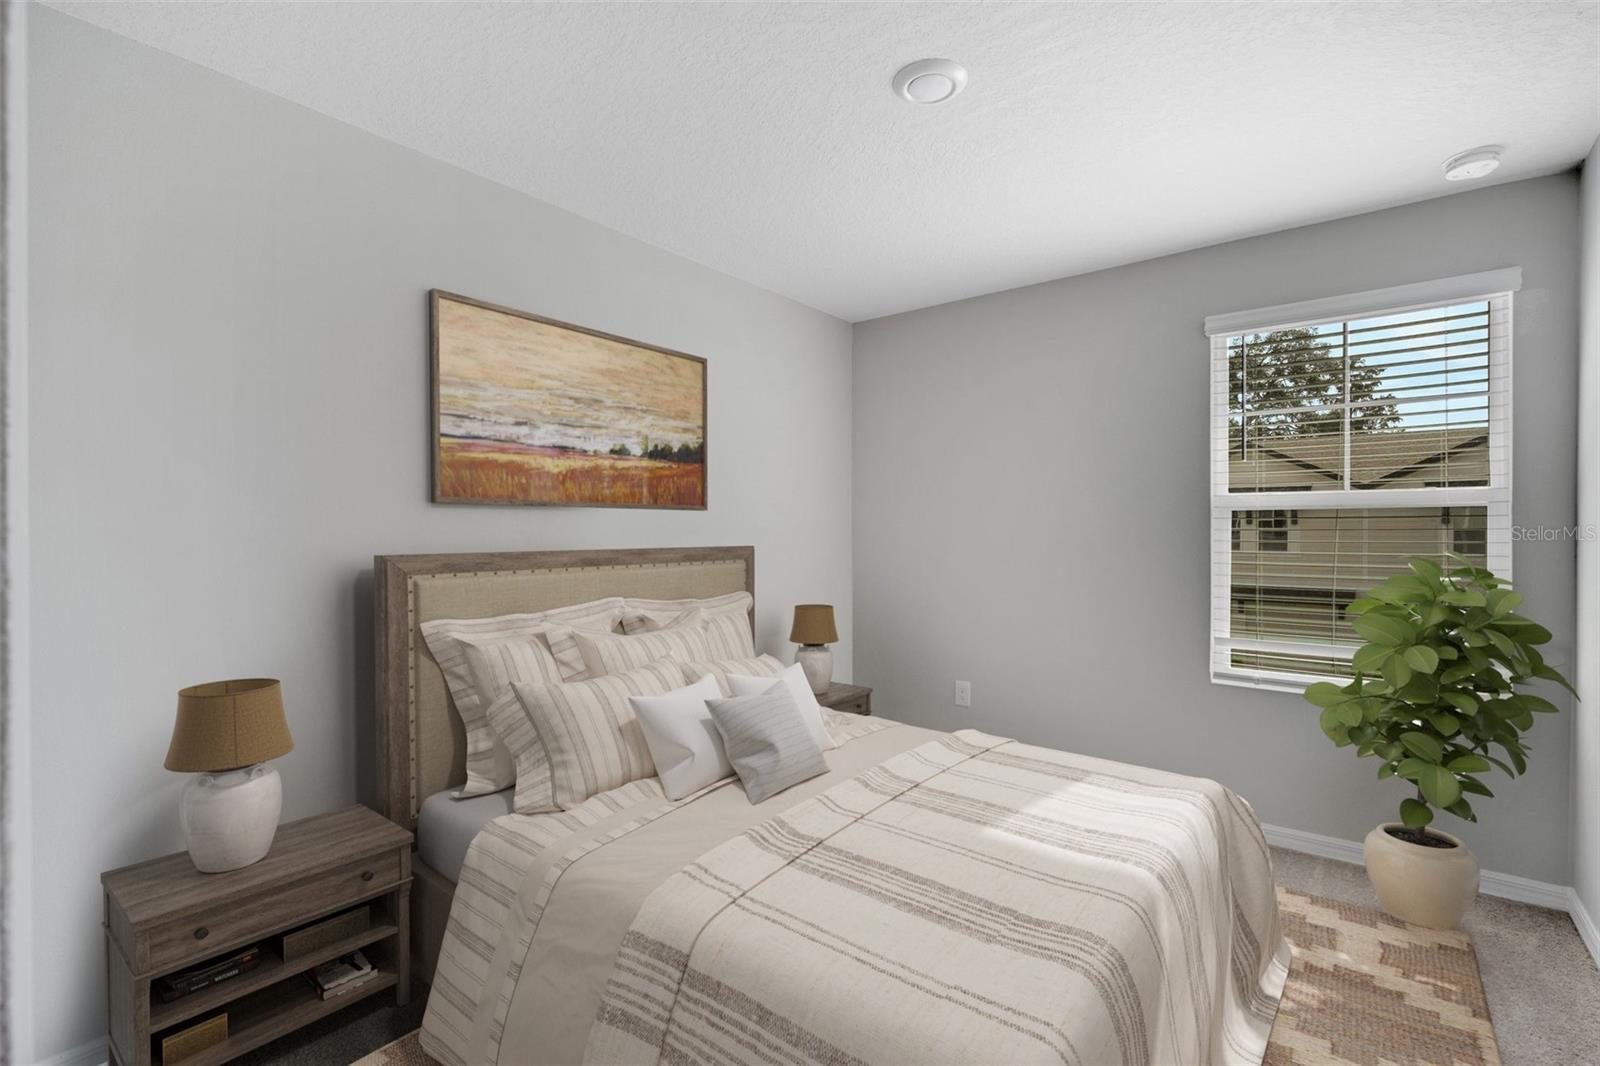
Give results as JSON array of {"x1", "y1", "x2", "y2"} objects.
[{"x1": 954, "y1": 680, "x2": 972, "y2": 708}]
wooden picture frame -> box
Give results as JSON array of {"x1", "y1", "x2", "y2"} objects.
[{"x1": 430, "y1": 290, "x2": 708, "y2": 509}]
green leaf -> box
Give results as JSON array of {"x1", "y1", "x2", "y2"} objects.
[
  {"x1": 1439, "y1": 587, "x2": 1488, "y2": 608},
  {"x1": 1534, "y1": 663, "x2": 1579, "y2": 697},
  {"x1": 1496, "y1": 616, "x2": 1553, "y2": 645},
  {"x1": 1352, "y1": 643, "x2": 1392, "y2": 674},
  {"x1": 1319, "y1": 707, "x2": 1352, "y2": 745},
  {"x1": 1400, "y1": 732, "x2": 1444, "y2": 762},
  {"x1": 1446, "y1": 753, "x2": 1492, "y2": 773},
  {"x1": 1490, "y1": 590, "x2": 1524, "y2": 617},
  {"x1": 1400, "y1": 798, "x2": 1433, "y2": 827},
  {"x1": 1352, "y1": 613, "x2": 1414, "y2": 646},
  {"x1": 1429, "y1": 713, "x2": 1460, "y2": 736},
  {"x1": 1460, "y1": 777, "x2": 1495, "y2": 797},
  {"x1": 1486, "y1": 629, "x2": 1528, "y2": 663},
  {"x1": 1382, "y1": 654, "x2": 1413, "y2": 689},
  {"x1": 1345, "y1": 598, "x2": 1381, "y2": 617},
  {"x1": 1395, "y1": 757, "x2": 1430, "y2": 781},
  {"x1": 1403, "y1": 645, "x2": 1440, "y2": 673},
  {"x1": 1442, "y1": 693, "x2": 1479, "y2": 716},
  {"x1": 1416, "y1": 764, "x2": 1463, "y2": 808},
  {"x1": 1409, "y1": 558, "x2": 1442, "y2": 582},
  {"x1": 1506, "y1": 693, "x2": 1560, "y2": 716},
  {"x1": 1373, "y1": 575, "x2": 1433, "y2": 604},
  {"x1": 1446, "y1": 797, "x2": 1478, "y2": 822},
  {"x1": 1303, "y1": 683, "x2": 1348, "y2": 708}
]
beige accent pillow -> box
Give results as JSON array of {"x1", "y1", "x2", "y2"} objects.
[
  {"x1": 418, "y1": 597, "x2": 623, "y2": 796},
  {"x1": 574, "y1": 622, "x2": 715, "y2": 678},
  {"x1": 675, "y1": 654, "x2": 786, "y2": 697},
  {"x1": 505, "y1": 660, "x2": 685, "y2": 811}
]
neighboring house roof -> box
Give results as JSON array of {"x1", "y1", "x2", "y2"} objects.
[{"x1": 1232, "y1": 427, "x2": 1487, "y2": 490}]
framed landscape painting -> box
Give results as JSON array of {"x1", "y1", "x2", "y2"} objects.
[{"x1": 431, "y1": 291, "x2": 707, "y2": 509}]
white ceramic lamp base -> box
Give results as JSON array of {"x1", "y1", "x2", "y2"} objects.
[
  {"x1": 796, "y1": 644, "x2": 833, "y2": 694},
  {"x1": 180, "y1": 763, "x2": 283, "y2": 873}
]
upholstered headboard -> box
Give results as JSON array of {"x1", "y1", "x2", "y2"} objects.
[{"x1": 374, "y1": 546, "x2": 755, "y2": 829}]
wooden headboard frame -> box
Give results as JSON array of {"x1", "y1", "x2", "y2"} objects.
[{"x1": 374, "y1": 546, "x2": 756, "y2": 830}]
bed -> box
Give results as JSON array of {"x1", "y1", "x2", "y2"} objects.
[{"x1": 374, "y1": 547, "x2": 1289, "y2": 1066}]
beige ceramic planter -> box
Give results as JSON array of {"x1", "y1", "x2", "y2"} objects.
[{"x1": 1363, "y1": 823, "x2": 1480, "y2": 929}]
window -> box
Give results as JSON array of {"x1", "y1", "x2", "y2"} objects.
[{"x1": 1207, "y1": 269, "x2": 1516, "y2": 689}]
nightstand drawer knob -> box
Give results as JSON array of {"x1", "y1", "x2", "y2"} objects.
[
  {"x1": 361, "y1": 870, "x2": 374, "y2": 882},
  {"x1": 193, "y1": 926, "x2": 208, "y2": 941}
]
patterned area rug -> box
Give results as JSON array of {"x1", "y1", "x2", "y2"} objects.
[
  {"x1": 1268, "y1": 888, "x2": 1500, "y2": 1066},
  {"x1": 352, "y1": 888, "x2": 1499, "y2": 1066}
]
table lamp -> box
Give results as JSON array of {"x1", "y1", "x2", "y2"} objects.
[
  {"x1": 790, "y1": 604, "x2": 839, "y2": 694},
  {"x1": 165, "y1": 678, "x2": 294, "y2": 873}
]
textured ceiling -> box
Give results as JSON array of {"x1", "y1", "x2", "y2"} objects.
[{"x1": 45, "y1": 1, "x2": 1600, "y2": 321}]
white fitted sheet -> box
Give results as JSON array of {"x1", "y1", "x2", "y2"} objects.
[{"x1": 416, "y1": 788, "x2": 515, "y2": 882}]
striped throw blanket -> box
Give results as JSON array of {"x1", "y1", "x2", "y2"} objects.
[{"x1": 586, "y1": 731, "x2": 1288, "y2": 1066}]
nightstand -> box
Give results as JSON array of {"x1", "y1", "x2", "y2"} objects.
[
  {"x1": 815, "y1": 681, "x2": 872, "y2": 716},
  {"x1": 102, "y1": 805, "x2": 412, "y2": 1066}
]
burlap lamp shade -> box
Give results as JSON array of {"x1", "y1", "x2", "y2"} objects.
[
  {"x1": 789, "y1": 604, "x2": 838, "y2": 645},
  {"x1": 166, "y1": 678, "x2": 294, "y2": 773}
]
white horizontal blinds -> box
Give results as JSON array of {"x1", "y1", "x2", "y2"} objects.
[{"x1": 1209, "y1": 282, "x2": 1513, "y2": 689}]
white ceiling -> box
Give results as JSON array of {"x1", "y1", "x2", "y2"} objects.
[{"x1": 45, "y1": 1, "x2": 1600, "y2": 322}]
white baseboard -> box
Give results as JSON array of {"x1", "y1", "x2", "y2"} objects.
[
  {"x1": 36, "y1": 1037, "x2": 106, "y2": 1066},
  {"x1": 1263, "y1": 822, "x2": 1573, "y2": 910},
  {"x1": 1566, "y1": 890, "x2": 1600, "y2": 968}
]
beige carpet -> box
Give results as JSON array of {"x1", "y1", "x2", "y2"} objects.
[{"x1": 353, "y1": 887, "x2": 1499, "y2": 1066}]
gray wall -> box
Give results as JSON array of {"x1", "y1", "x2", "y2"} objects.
[
  {"x1": 29, "y1": 9, "x2": 852, "y2": 1058},
  {"x1": 854, "y1": 174, "x2": 1581, "y2": 885},
  {"x1": 1575, "y1": 138, "x2": 1599, "y2": 925}
]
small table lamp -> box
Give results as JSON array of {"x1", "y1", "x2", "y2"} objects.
[
  {"x1": 165, "y1": 678, "x2": 294, "y2": 873},
  {"x1": 790, "y1": 604, "x2": 839, "y2": 695}
]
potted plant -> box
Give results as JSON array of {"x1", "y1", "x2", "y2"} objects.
[{"x1": 1303, "y1": 554, "x2": 1572, "y2": 929}]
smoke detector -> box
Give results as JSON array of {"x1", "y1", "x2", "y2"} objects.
[
  {"x1": 892, "y1": 59, "x2": 968, "y2": 104},
  {"x1": 1442, "y1": 146, "x2": 1503, "y2": 182}
]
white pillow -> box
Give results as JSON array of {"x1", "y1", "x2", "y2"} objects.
[
  {"x1": 630, "y1": 674, "x2": 732, "y2": 801},
  {"x1": 728, "y1": 662, "x2": 837, "y2": 752}
]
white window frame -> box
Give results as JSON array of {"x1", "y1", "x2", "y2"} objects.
[{"x1": 1207, "y1": 268, "x2": 1519, "y2": 692}]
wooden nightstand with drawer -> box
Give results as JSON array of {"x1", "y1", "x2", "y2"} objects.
[
  {"x1": 102, "y1": 805, "x2": 412, "y2": 1066},
  {"x1": 815, "y1": 682, "x2": 872, "y2": 716}
]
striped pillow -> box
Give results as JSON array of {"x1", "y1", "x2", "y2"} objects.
[
  {"x1": 621, "y1": 590, "x2": 752, "y2": 628},
  {"x1": 506, "y1": 661, "x2": 684, "y2": 811},
  {"x1": 706, "y1": 689, "x2": 828, "y2": 804},
  {"x1": 418, "y1": 597, "x2": 623, "y2": 796},
  {"x1": 676, "y1": 654, "x2": 786, "y2": 696},
  {"x1": 456, "y1": 634, "x2": 569, "y2": 796},
  {"x1": 622, "y1": 607, "x2": 755, "y2": 661},
  {"x1": 574, "y1": 623, "x2": 715, "y2": 678}
]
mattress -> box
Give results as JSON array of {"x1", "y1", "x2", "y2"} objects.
[{"x1": 416, "y1": 787, "x2": 515, "y2": 882}]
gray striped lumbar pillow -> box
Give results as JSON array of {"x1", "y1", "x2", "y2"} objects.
[{"x1": 705, "y1": 686, "x2": 828, "y2": 804}]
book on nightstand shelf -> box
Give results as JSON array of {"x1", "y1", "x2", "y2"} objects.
[
  {"x1": 305, "y1": 950, "x2": 377, "y2": 1000},
  {"x1": 156, "y1": 945, "x2": 263, "y2": 1003}
]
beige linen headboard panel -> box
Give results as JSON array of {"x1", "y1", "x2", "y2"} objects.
[{"x1": 374, "y1": 547, "x2": 754, "y2": 829}]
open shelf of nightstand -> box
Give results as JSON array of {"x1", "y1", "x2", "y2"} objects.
[{"x1": 148, "y1": 914, "x2": 399, "y2": 1031}]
